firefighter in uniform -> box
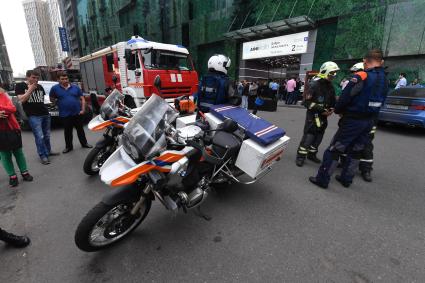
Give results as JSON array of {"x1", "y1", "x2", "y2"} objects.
[
  {"x1": 339, "y1": 62, "x2": 378, "y2": 182},
  {"x1": 309, "y1": 49, "x2": 387, "y2": 189},
  {"x1": 295, "y1": 61, "x2": 339, "y2": 167},
  {"x1": 195, "y1": 54, "x2": 239, "y2": 114}
]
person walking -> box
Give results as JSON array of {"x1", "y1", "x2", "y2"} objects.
[
  {"x1": 286, "y1": 77, "x2": 297, "y2": 104},
  {"x1": 309, "y1": 49, "x2": 387, "y2": 189},
  {"x1": 15, "y1": 70, "x2": 58, "y2": 165},
  {"x1": 0, "y1": 89, "x2": 34, "y2": 187},
  {"x1": 295, "y1": 62, "x2": 339, "y2": 167},
  {"x1": 49, "y1": 72, "x2": 92, "y2": 153},
  {"x1": 0, "y1": 227, "x2": 30, "y2": 248}
]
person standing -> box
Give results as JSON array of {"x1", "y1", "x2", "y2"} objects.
[
  {"x1": 309, "y1": 49, "x2": 387, "y2": 189},
  {"x1": 270, "y1": 80, "x2": 279, "y2": 98},
  {"x1": 295, "y1": 62, "x2": 339, "y2": 167},
  {"x1": 286, "y1": 77, "x2": 297, "y2": 104},
  {"x1": 196, "y1": 54, "x2": 240, "y2": 114},
  {"x1": 252, "y1": 80, "x2": 269, "y2": 115},
  {"x1": 15, "y1": 70, "x2": 58, "y2": 165},
  {"x1": 240, "y1": 81, "x2": 249, "y2": 109},
  {"x1": 0, "y1": 89, "x2": 34, "y2": 187},
  {"x1": 49, "y1": 72, "x2": 92, "y2": 153},
  {"x1": 395, "y1": 73, "x2": 407, "y2": 89}
]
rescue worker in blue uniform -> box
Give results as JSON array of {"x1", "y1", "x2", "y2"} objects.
[
  {"x1": 339, "y1": 62, "x2": 379, "y2": 182},
  {"x1": 296, "y1": 62, "x2": 339, "y2": 167},
  {"x1": 309, "y1": 49, "x2": 388, "y2": 189},
  {"x1": 195, "y1": 54, "x2": 239, "y2": 114}
]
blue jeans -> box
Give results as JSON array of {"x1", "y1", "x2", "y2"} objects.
[{"x1": 28, "y1": 115, "x2": 51, "y2": 159}]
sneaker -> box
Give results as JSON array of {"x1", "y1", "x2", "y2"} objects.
[
  {"x1": 308, "y1": 176, "x2": 328, "y2": 189},
  {"x1": 335, "y1": 175, "x2": 351, "y2": 188},
  {"x1": 9, "y1": 176, "x2": 18, "y2": 187},
  {"x1": 21, "y1": 172, "x2": 34, "y2": 182},
  {"x1": 361, "y1": 171, "x2": 372, "y2": 182},
  {"x1": 41, "y1": 157, "x2": 50, "y2": 165},
  {"x1": 0, "y1": 230, "x2": 30, "y2": 248},
  {"x1": 307, "y1": 154, "x2": 321, "y2": 164}
]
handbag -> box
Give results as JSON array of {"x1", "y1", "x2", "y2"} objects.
[{"x1": 0, "y1": 118, "x2": 22, "y2": 151}]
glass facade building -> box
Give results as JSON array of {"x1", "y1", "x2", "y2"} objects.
[{"x1": 75, "y1": 0, "x2": 425, "y2": 85}]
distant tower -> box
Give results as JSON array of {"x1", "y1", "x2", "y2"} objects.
[
  {"x1": 23, "y1": 0, "x2": 66, "y2": 66},
  {"x1": 0, "y1": 23, "x2": 14, "y2": 88}
]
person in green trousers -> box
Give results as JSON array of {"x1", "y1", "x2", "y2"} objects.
[{"x1": 0, "y1": 88, "x2": 33, "y2": 187}]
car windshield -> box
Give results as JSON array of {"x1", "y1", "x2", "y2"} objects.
[
  {"x1": 143, "y1": 50, "x2": 192, "y2": 71},
  {"x1": 100, "y1": 89, "x2": 124, "y2": 120},
  {"x1": 122, "y1": 94, "x2": 178, "y2": 161}
]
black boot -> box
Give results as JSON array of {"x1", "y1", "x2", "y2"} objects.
[
  {"x1": 309, "y1": 176, "x2": 328, "y2": 189},
  {"x1": 0, "y1": 228, "x2": 30, "y2": 248},
  {"x1": 335, "y1": 175, "x2": 351, "y2": 188},
  {"x1": 361, "y1": 171, "x2": 372, "y2": 182},
  {"x1": 296, "y1": 158, "x2": 305, "y2": 167},
  {"x1": 307, "y1": 154, "x2": 321, "y2": 164}
]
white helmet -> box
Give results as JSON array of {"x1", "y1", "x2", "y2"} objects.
[
  {"x1": 208, "y1": 54, "x2": 231, "y2": 74},
  {"x1": 350, "y1": 62, "x2": 364, "y2": 72},
  {"x1": 319, "y1": 61, "x2": 340, "y2": 78}
]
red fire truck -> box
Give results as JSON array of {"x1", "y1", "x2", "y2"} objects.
[{"x1": 79, "y1": 36, "x2": 199, "y2": 106}]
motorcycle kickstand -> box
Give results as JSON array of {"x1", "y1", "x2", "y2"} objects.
[{"x1": 193, "y1": 205, "x2": 212, "y2": 221}]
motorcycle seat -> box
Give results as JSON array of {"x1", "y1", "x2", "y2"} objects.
[{"x1": 212, "y1": 131, "x2": 241, "y2": 158}]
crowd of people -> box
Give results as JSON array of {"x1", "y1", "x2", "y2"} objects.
[
  {"x1": 0, "y1": 70, "x2": 95, "y2": 247},
  {"x1": 235, "y1": 77, "x2": 305, "y2": 110}
]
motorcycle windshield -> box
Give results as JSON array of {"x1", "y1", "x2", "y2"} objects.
[
  {"x1": 122, "y1": 94, "x2": 178, "y2": 161},
  {"x1": 100, "y1": 90, "x2": 124, "y2": 120}
]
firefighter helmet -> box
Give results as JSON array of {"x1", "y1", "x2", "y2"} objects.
[
  {"x1": 319, "y1": 61, "x2": 340, "y2": 78},
  {"x1": 208, "y1": 55, "x2": 231, "y2": 74},
  {"x1": 350, "y1": 62, "x2": 364, "y2": 72}
]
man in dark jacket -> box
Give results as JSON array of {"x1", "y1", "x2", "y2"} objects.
[
  {"x1": 296, "y1": 61, "x2": 340, "y2": 167},
  {"x1": 196, "y1": 54, "x2": 240, "y2": 113},
  {"x1": 310, "y1": 49, "x2": 387, "y2": 188}
]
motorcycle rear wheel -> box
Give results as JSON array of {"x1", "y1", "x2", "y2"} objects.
[{"x1": 74, "y1": 199, "x2": 151, "y2": 252}]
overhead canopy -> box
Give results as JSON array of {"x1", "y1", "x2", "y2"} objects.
[{"x1": 223, "y1": 15, "x2": 315, "y2": 40}]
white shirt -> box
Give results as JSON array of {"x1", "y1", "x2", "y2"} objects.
[{"x1": 395, "y1": 77, "x2": 407, "y2": 89}]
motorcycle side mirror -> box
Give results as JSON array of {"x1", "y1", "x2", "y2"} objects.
[
  {"x1": 154, "y1": 75, "x2": 161, "y2": 90},
  {"x1": 221, "y1": 118, "x2": 238, "y2": 133}
]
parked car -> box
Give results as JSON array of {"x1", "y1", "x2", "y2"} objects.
[
  {"x1": 379, "y1": 86, "x2": 425, "y2": 128},
  {"x1": 10, "y1": 81, "x2": 98, "y2": 130}
]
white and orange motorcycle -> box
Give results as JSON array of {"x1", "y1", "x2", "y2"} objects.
[
  {"x1": 75, "y1": 78, "x2": 290, "y2": 252},
  {"x1": 83, "y1": 90, "x2": 138, "y2": 175}
]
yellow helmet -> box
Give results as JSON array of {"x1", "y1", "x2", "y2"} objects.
[
  {"x1": 350, "y1": 62, "x2": 364, "y2": 72},
  {"x1": 318, "y1": 61, "x2": 340, "y2": 78}
]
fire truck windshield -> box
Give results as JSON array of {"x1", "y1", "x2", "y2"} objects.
[{"x1": 143, "y1": 50, "x2": 193, "y2": 71}]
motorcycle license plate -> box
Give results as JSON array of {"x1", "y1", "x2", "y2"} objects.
[{"x1": 386, "y1": 104, "x2": 408, "y2": 110}]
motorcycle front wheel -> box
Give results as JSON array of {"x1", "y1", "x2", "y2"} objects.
[
  {"x1": 74, "y1": 199, "x2": 151, "y2": 252},
  {"x1": 83, "y1": 146, "x2": 112, "y2": 175}
]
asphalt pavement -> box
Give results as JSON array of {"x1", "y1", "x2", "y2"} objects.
[{"x1": 1, "y1": 107, "x2": 425, "y2": 283}]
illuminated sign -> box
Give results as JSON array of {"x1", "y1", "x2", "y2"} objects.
[{"x1": 242, "y1": 31, "x2": 309, "y2": 60}]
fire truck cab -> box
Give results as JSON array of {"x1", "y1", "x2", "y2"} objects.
[{"x1": 79, "y1": 36, "x2": 198, "y2": 106}]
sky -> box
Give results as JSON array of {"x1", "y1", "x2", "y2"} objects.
[{"x1": 0, "y1": 0, "x2": 35, "y2": 77}]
